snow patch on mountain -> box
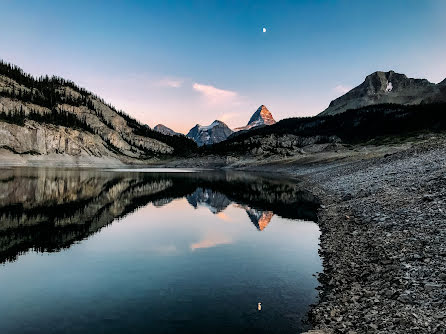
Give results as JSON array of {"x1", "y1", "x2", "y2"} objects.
[{"x1": 186, "y1": 120, "x2": 233, "y2": 146}]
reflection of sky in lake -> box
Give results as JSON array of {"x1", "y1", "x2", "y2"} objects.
[
  {"x1": 0, "y1": 173, "x2": 321, "y2": 334},
  {"x1": 99, "y1": 199, "x2": 320, "y2": 257}
]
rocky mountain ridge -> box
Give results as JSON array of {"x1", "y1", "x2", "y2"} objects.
[
  {"x1": 186, "y1": 105, "x2": 277, "y2": 146},
  {"x1": 320, "y1": 70, "x2": 446, "y2": 116}
]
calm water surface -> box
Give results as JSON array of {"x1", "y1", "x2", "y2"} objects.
[{"x1": 0, "y1": 167, "x2": 321, "y2": 334}]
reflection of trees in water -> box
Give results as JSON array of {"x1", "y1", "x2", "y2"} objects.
[{"x1": 0, "y1": 168, "x2": 319, "y2": 263}]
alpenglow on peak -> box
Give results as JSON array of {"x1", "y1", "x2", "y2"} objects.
[{"x1": 235, "y1": 105, "x2": 276, "y2": 131}]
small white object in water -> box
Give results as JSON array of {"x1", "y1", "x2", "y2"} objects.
[
  {"x1": 262, "y1": 27, "x2": 266, "y2": 33},
  {"x1": 258, "y1": 302, "x2": 262, "y2": 311}
]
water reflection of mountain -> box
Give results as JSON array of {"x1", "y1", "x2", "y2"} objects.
[
  {"x1": 0, "y1": 168, "x2": 319, "y2": 263},
  {"x1": 186, "y1": 189, "x2": 274, "y2": 230},
  {"x1": 187, "y1": 188, "x2": 231, "y2": 213},
  {"x1": 244, "y1": 208, "x2": 274, "y2": 231}
]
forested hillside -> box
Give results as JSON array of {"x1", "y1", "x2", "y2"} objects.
[{"x1": 0, "y1": 61, "x2": 196, "y2": 161}]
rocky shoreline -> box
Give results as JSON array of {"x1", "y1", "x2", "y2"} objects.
[{"x1": 293, "y1": 138, "x2": 446, "y2": 333}]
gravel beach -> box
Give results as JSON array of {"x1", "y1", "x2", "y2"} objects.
[{"x1": 292, "y1": 137, "x2": 446, "y2": 333}]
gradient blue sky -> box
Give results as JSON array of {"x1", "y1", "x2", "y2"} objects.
[{"x1": 1, "y1": 0, "x2": 445, "y2": 133}]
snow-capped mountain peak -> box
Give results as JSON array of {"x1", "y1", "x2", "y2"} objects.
[{"x1": 186, "y1": 120, "x2": 233, "y2": 146}]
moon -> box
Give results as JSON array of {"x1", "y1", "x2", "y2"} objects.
[{"x1": 262, "y1": 27, "x2": 266, "y2": 33}]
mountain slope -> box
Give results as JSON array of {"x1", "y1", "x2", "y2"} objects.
[
  {"x1": 235, "y1": 105, "x2": 276, "y2": 131},
  {"x1": 186, "y1": 120, "x2": 233, "y2": 146},
  {"x1": 320, "y1": 71, "x2": 446, "y2": 116},
  {"x1": 154, "y1": 124, "x2": 181, "y2": 136},
  {"x1": 0, "y1": 61, "x2": 196, "y2": 163}
]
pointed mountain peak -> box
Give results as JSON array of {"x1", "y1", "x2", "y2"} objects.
[
  {"x1": 248, "y1": 105, "x2": 276, "y2": 126},
  {"x1": 235, "y1": 105, "x2": 276, "y2": 131}
]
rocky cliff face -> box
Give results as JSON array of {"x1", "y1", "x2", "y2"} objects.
[
  {"x1": 0, "y1": 119, "x2": 112, "y2": 157},
  {"x1": 320, "y1": 71, "x2": 446, "y2": 116},
  {"x1": 186, "y1": 120, "x2": 233, "y2": 146},
  {"x1": 236, "y1": 105, "x2": 276, "y2": 131},
  {"x1": 154, "y1": 124, "x2": 181, "y2": 136},
  {"x1": 0, "y1": 62, "x2": 196, "y2": 163}
]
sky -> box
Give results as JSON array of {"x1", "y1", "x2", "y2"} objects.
[{"x1": 1, "y1": 0, "x2": 445, "y2": 134}]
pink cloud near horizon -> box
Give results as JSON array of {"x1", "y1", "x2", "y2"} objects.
[
  {"x1": 190, "y1": 236, "x2": 232, "y2": 250},
  {"x1": 192, "y1": 83, "x2": 238, "y2": 104}
]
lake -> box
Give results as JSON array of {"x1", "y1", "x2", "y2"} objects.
[{"x1": 0, "y1": 167, "x2": 321, "y2": 334}]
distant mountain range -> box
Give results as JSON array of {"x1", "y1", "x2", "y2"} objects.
[
  {"x1": 186, "y1": 105, "x2": 276, "y2": 146},
  {"x1": 320, "y1": 71, "x2": 446, "y2": 116},
  {"x1": 1, "y1": 59, "x2": 446, "y2": 163}
]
